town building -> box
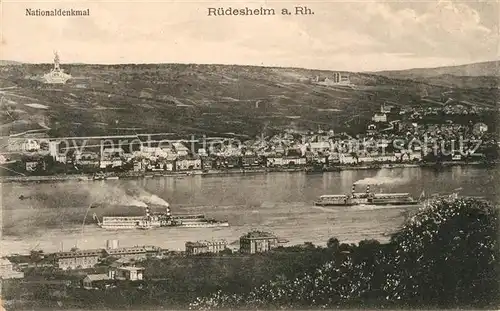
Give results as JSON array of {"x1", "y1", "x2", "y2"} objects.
[
  {"x1": 197, "y1": 148, "x2": 208, "y2": 157},
  {"x1": 339, "y1": 154, "x2": 357, "y2": 164},
  {"x1": 176, "y1": 157, "x2": 202, "y2": 171},
  {"x1": 327, "y1": 154, "x2": 340, "y2": 164},
  {"x1": 372, "y1": 113, "x2": 387, "y2": 123},
  {"x1": 54, "y1": 249, "x2": 104, "y2": 270},
  {"x1": 133, "y1": 161, "x2": 144, "y2": 172},
  {"x1": 55, "y1": 154, "x2": 68, "y2": 164},
  {"x1": 409, "y1": 151, "x2": 423, "y2": 161},
  {"x1": 102, "y1": 147, "x2": 124, "y2": 159},
  {"x1": 22, "y1": 139, "x2": 41, "y2": 152},
  {"x1": 201, "y1": 156, "x2": 213, "y2": 170},
  {"x1": 452, "y1": 153, "x2": 462, "y2": 161},
  {"x1": 474, "y1": 122, "x2": 488, "y2": 134},
  {"x1": 242, "y1": 154, "x2": 260, "y2": 167},
  {"x1": 0, "y1": 258, "x2": 24, "y2": 279},
  {"x1": 25, "y1": 160, "x2": 39, "y2": 172},
  {"x1": 82, "y1": 274, "x2": 110, "y2": 289},
  {"x1": 47, "y1": 141, "x2": 69, "y2": 163},
  {"x1": 185, "y1": 240, "x2": 227, "y2": 255},
  {"x1": 109, "y1": 257, "x2": 134, "y2": 269},
  {"x1": 266, "y1": 156, "x2": 306, "y2": 167},
  {"x1": 239, "y1": 231, "x2": 279, "y2": 254},
  {"x1": 48, "y1": 141, "x2": 59, "y2": 157},
  {"x1": 75, "y1": 151, "x2": 100, "y2": 166},
  {"x1": 309, "y1": 141, "x2": 331, "y2": 154},
  {"x1": 380, "y1": 103, "x2": 393, "y2": 114},
  {"x1": 223, "y1": 156, "x2": 240, "y2": 168},
  {"x1": 371, "y1": 154, "x2": 398, "y2": 163},
  {"x1": 173, "y1": 142, "x2": 190, "y2": 157},
  {"x1": 313, "y1": 73, "x2": 351, "y2": 85},
  {"x1": 109, "y1": 266, "x2": 145, "y2": 281},
  {"x1": 99, "y1": 160, "x2": 113, "y2": 169},
  {"x1": 104, "y1": 245, "x2": 160, "y2": 260},
  {"x1": 367, "y1": 124, "x2": 377, "y2": 135}
]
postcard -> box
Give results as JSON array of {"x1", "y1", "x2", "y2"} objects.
[{"x1": 0, "y1": 0, "x2": 498, "y2": 310}]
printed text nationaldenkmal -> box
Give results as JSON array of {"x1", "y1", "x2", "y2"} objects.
[{"x1": 25, "y1": 9, "x2": 90, "y2": 16}]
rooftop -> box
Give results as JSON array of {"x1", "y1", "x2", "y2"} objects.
[
  {"x1": 105, "y1": 246, "x2": 158, "y2": 255},
  {"x1": 55, "y1": 249, "x2": 104, "y2": 258},
  {"x1": 240, "y1": 231, "x2": 277, "y2": 240},
  {"x1": 173, "y1": 142, "x2": 189, "y2": 151},
  {"x1": 85, "y1": 274, "x2": 110, "y2": 281},
  {"x1": 117, "y1": 266, "x2": 145, "y2": 271},
  {"x1": 186, "y1": 240, "x2": 227, "y2": 247},
  {"x1": 0, "y1": 258, "x2": 13, "y2": 266}
]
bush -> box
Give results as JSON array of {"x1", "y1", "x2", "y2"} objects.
[{"x1": 385, "y1": 197, "x2": 499, "y2": 307}]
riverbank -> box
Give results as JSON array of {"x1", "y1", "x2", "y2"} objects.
[{"x1": 0, "y1": 161, "x2": 495, "y2": 183}]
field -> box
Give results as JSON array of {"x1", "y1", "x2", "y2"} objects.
[{"x1": 0, "y1": 62, "x2": 498, "y2": 138}]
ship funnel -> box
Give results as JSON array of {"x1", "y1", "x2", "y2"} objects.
[
  {"x1": 166, "y1": 206, "x2": 172, "y2": 217},
  {"x1": 366, "y1": 185, "x2": 370, "y2": 194},
  {"x1": 146, "y1": 207, "x2": 150, "y2": 218},
  {"x1": 351, "y1": 184, "x2": 356, "y2": 195}
]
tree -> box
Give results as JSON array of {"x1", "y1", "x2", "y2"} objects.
[
  {"x1": 30, "y1": 250, "x2": 44, "y2": 266},
  {"x1": 220, "y1": 248, "x2": 233, "y2": 255},
  {"x1": 385, "y1": 197, "x2": 499, "y2": 307},
  {"x1": 327, "y1": 237, "x2": 340, "y2": 251}
]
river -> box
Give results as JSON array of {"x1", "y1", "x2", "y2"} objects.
[{"x1": 1, "y1": 166, "x2": 497, "y2": 255}]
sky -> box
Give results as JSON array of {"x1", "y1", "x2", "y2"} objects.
[{"x1": 1, "y1": 0, "x2": 499, "y2": 71}]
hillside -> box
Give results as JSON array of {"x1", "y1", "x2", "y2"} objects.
[
  {"x1": 0, "y1": 63, "x2": 497, "y2": 138},
  {"x1": 375, "y1": 60, "x2": 500, "y2": 79},
  {"x1": 0, "y1": 60, "x2": 23, "y2": 66}
]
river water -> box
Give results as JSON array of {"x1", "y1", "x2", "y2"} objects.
[{"x1": 1, "y1": 166, "x2": 497, "y2": 255}]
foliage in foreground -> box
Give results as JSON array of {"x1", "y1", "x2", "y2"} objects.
[{"x1": 189, "y1": 197, "x2": 499, "y2": 310}]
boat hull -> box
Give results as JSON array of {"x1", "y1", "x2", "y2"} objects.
[
  {"x1": 314, "y1": 201, "x2": 420, "y2": 206},
  {"x1": 99, "y1": 222, "x2": 230, "y2": 230},
  {"x1": 369, "y1": 201, "x2": 420, "y2": 205},
  {"x1": 314, "y1": 202, "x2": 354, "y2": 206}
]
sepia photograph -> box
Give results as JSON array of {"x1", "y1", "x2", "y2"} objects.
[{"x1": 0, "y1": 0, "x2": 499, "y2": 310}]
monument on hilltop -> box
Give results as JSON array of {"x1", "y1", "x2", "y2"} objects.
[{"x1": 42, "y1": 52, "x2": 72, "y2": 84}]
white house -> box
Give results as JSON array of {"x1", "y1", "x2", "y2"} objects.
[
  {"x1": 339, "y1": 154, "x2": 357, "y2": 164},
  {"x1": 109, "y1": 266, "x2": 144, "y2": 281},
  {"x1": 100, "y1": 160, "x2": 113, "y2": 168},
  {"x1": 176, "y1": 158, "x2": 202, "y2": 171},
  {"x1": 373, "y1": 154, "x2": 397, "y2": 162},
  {"x1": 55, "y1": 154, "x2": 67, "y2": 164},
  {"x1": 372, "y1": 113, "x2": 387, "y2": 123},
  {"x1": 22, "y1": 139, "x2": 40, "y2": 152},
  {"x1": 266, "y1": 156, "x2": 306, "y2": 167}
]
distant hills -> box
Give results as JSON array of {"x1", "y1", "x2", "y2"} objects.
[
  {"x1": 0, "y1": 61, "x2": 497, "y2": 138},
  {"x1": 0, "y1": 60, "x2": 24, "y2": 66},
  {"x1": 374, "y1": 60, "x2": 500, "y2": 79}
]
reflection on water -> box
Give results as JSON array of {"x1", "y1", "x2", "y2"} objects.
[{"x1": 1, "y1": 167, "x2": 497, "y2": 255}]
